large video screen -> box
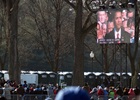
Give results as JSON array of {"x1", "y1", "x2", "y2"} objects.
[{"x1": 97, "y1": 8, "x2": 135, "y2": 44}]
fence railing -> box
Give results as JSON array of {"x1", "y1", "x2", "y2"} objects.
[
  {"x1": 90, "y1": 94, "x2": 136, "y2": 100},
  {"x1": 2, "y1": 94, "x2": 138, "y2": 100},
  {"x1": 22, "y1": 94, "x2": 49, "y2": 100},
  {"x1": 10, "y1": 94, "x2": 52, "y2": 100}
]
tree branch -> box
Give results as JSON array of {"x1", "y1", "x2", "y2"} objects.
[
  {"x1": 83, "y1": 22, "x2": 97, "y2": 35},
  {"x1": 82, "y1": 12, "x2": 93, "y2": 30},
  {"x1": 64, "y1": 0, "x2": 76, "y2": 10}
]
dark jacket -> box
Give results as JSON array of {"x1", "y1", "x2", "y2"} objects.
[
  {"x1": 17, "y1": 86, "x2": 25, "y2": 96},
  {"x1": 105, "y1": 28, "x2": 131, "y2": 43}
]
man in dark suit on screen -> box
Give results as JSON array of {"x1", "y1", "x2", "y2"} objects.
[{"x1": 105, "y1": 9, "x2": 131, "y2": 43}]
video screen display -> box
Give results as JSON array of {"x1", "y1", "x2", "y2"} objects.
[{"x1": 97, "y1": 8, "x2": 135, "y2": 44}]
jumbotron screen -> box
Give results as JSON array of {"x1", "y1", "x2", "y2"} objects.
[{"x1": 97, "y1": 8, "x2": 135, "y2": 44}]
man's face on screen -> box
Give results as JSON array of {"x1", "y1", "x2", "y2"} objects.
[
  {"x1": 114, "y1": 11, "x2": 122, "y2": 30},
  {"x1": 128, "y1": 11, "x2": 134, "y2": 18},
  {"x1": 107, "y1": 22, "x2": 114, "y2": 33},
  {"x1": 122, "y1": 10, "x2": 127, "y2": 18},
  {"x1": 98, "y1": 11, "x2": 106, "y2": 24}
]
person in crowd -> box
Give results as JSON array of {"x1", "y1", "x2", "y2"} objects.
[
  {"x1": 105, "y1": 9, "x2": 131, "y2": 43},
  {"x1": 121, "y1": 9, "x2": 128, "y2": 31},
  {"x1": 102, "y1": 23, "x2": 107, "y2": 38},
  {"x1": 90, "y1": 87, "x2": 98, "y2": 100},
  {"x1": 107, "y1": 21, "x2": 114, "y2": 33},
  {"x1": 55, "y1": 86, "x2": 90, "y2": 100},
  {"x1": 24, "y1": 87, "x2": 30, "y2": 94},
  {"x1": 9, "y1": 80, "x2": 18, "y2": 88},
  {"x1": 103, "y1": 87, "x2": 108, "y2": 100},
  {"x1": 129, "y1": 22, "x2": 135, "y2": 43},
  {"x1": 82, "y1": 82, "x2": 91, "y2": 94},
  {"x1": 97, "y1": 86, "x2": 104, "y2": 100},
  {"x1": 127, "y1": 9, "x2": 134, "y2": 27},
  {"x1": 97, "y1": 11, "x2": 108, "y2": 43},
  {"x1": 53, "y1": 83, "x2": 61, "y2": 97},
  {"x1": 122, "y1": 87, "x2": 129, "y2": 100},
  {"x1": 0, "y1": 77, "x2": 5, "y2": 87},
  {"x1": 121, "y1": 9, "x2": 135, "y2": 43},
  {"x1": 97, "y1": 23, "x2": 104, "y2": 40},
  {"x1": 134, "y1": 86, "x2": 140, "y2": 96},
  {"x1": 47, "y1": 84, "x2": 55, "y2": 99},
  {"x1": 2, "y1": 83, "x2": 14, "y2": 100},
  {"x1": 16, "y1": 84, "x2": 25, "y2": 96},
  {"x1": 29, "y1": 85, "x2": 34, "y2": 94},
  {"x1": 122, "y1": 9, "x2": 128, "y2": 21},
  {"x1": 122, "y1": 19, "x2": 129, "y2": 32},
  {"x1": 128, "y1": 88, "x2": 135, "y2": 100},
  {"x1": 34, "y1": 85, "x2": 42, "y2": 94},
  {"x1": 15, "y1": 84, "x2": 25, "y2": 100},
  {"x1": 23, "y1": 81, "x2": 27, "y2": 88},
  {"x1": 116, "y1": 87, "x2": 123, "y2": 99},
  {"x1": 41, "y1": 85, "x2": 47, "y2": 95},
  {"x1": 108, "y1": 87, "x2": 115, "y2": 100},
  {"x1": 0, "y1": 85, "x2": 3, "y2": 97},
  {"x1": 122, "y1": 19, "x2": 135, "y2": 43},
  {"x1": 97, "y1": 11, "x2": 108, "y2": 27}
]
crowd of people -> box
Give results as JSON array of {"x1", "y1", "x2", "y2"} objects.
[
  {"x1": 0, "y1": 77, "x2": 140, "y2": 100},
  {"x1": 87, "y1": 84, "x2": 140, "y2": 100},
  {"x1": 0, "y1": 78, "x2": 54, "y2": 100},
  {"x1": 0, "y1": 78, "x2": 68, "y2": 100}
]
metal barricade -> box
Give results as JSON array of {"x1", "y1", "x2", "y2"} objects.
[
  {"x1": 10, "y1": 94, "x2": 136, "y2": 100},
  {"x1": 22, "y1": 94, "x2": 48, "y2": 100},
  {"x1": 11, "y1": 94, "x2": 23, "y2": 100},
  {"x1": 90, "y1": 95, "x2": 136, "y2": 100}
]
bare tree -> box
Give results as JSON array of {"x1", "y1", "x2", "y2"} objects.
[
  {"x1": 19, "y1": 0, "x2": 74, "y2": 72},
  {"x1": 2, "y1": 0, "x2": 20, "y2": 83},
  {"x1": 128, "y1": 0, "x2": 140, "y2": 87},
  {"x1": 0, "y1": 1, "x2": 7, "y2": 70},
  {"x1": 65, "y1": 0, "x2": 97, "y2": 86}
]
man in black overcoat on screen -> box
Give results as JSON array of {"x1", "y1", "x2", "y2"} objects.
[{"x1": 105, "y1": 9, "x2": 131, "y2": 43}]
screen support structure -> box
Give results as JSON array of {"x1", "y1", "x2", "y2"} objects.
[
  {"x1": 102, "y1": 44, "x2": 128, "y2": 87},
  {"x1": 114, "y1": 44, "x2": 128, "y2": 87}
]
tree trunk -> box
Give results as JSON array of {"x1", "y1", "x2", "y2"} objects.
[
  {"x1": 0, "y1": 20, "x2": 3, "y2": 70},
  {"x1": 103, "y1": 45, "x2": 108, "y2": 73},
  {"x1": 130, "y1": 59, "x2": 135, "y2": 76},
  {"x1": 128, "y1": 0, "x2": 139, "y2": 86},
  {"x1": 131, "y1": 70, "x2": 138, "y2": 87},
  {"x1": 4, "y1": 0, "x2": 20, "y2": 83},
  {"x1": 72, "y1": 0, "x2": 84, "y2": 86},
  {"x1": 54, "y1": 9, "x2": 61, "y2": 73}
]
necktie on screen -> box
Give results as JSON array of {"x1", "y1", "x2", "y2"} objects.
[
  {"x1": 117, "y1": 33, "x2": 119, "y2": 39},
  {"x1": 117, "y1": 33, "x2": 120, "y2": 43}
]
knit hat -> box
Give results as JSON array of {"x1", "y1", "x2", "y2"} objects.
[{"x1": 55, "y1": 86, "x2": 90, "y2": 100}]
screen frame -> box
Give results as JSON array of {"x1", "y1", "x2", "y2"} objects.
[{"x1": 96, "y1": 8, "x2": 135, "y2": 44}]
